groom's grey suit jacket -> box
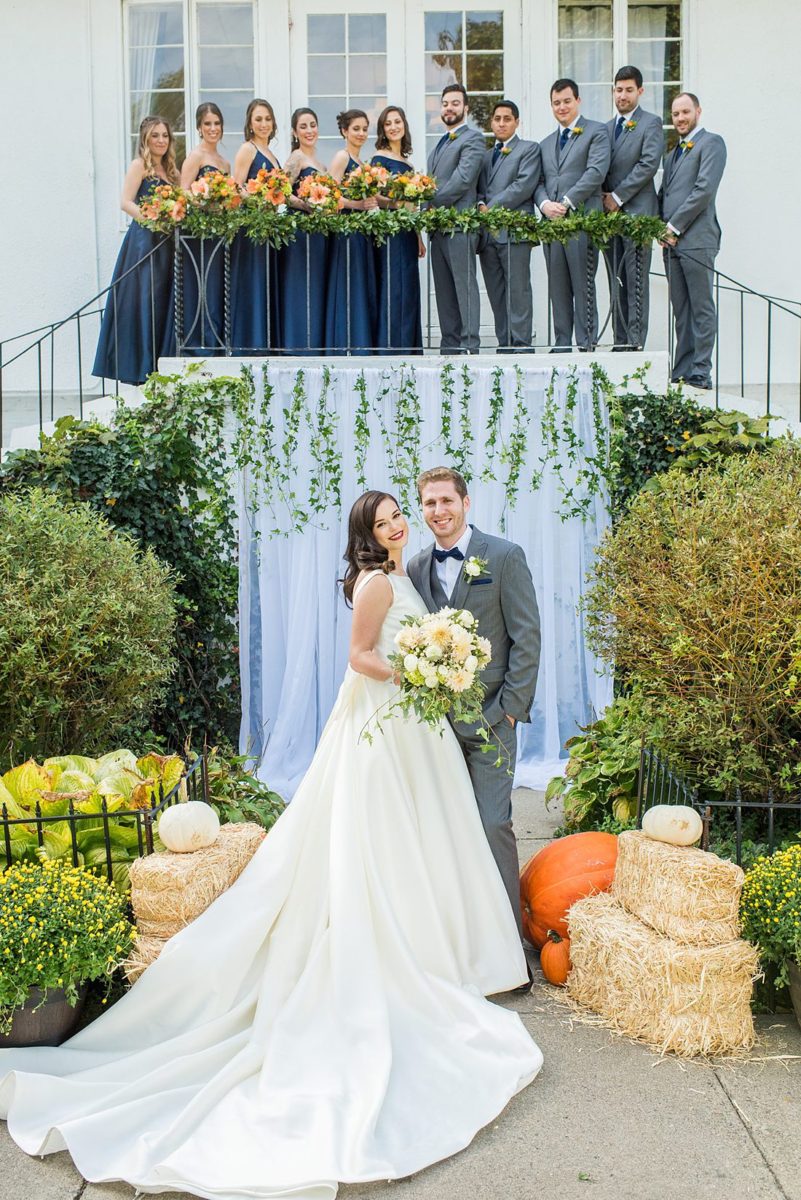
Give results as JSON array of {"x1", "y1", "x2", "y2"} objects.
[
  {"x1": 407, "y1": 526, "x2": 540, "y2": 728},
  {"x1": 658, "y1": 127, "x2": 727, "y2": 250}
]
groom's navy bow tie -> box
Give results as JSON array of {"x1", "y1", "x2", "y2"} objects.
[{"x1": 433, "y1": 546, "x2": 465, "y2": 563}]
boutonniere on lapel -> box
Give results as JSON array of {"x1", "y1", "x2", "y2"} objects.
[
  {"x1": 682, "y1": 139, "x2": 695, "y2": 152},
  {"x1": 463, "y1": 555, "x2": 490, "y2": 582},
  {"x1": 448, "y1": 130, "x2": 458, "y2": 142},
  {"x1": 571, "y1": 126, "x2": 584, "y2": 137},
  {"x1": 499, "y1": 144, "x2": 512, "y2": 156},
  {"x1": 625, "y1": 119, "x2": 638, "y2": 131}
]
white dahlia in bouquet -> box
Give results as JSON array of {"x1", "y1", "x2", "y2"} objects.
[{"x1": 390, "y1": 607, "x2": 492, "y2": 728}]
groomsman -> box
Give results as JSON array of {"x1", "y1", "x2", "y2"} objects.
[
  {"x1": 477, "y1": 100, "x2": 542, "y2": 350},
  {"x1": 659, "y1": 93, "x2": 727, "y2": 389},
  {"x1": 534, "y1": 79, "x2": 610, "y2": 351},
  {"x1": 427, "y1": 84, "x2": 486, "y2": 353},
  {"x1": 602, "y1": 65, "x2": 663, "y2": 349}
]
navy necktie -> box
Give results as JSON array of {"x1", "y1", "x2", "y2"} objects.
[
  {"x1": 436, "y1": 130, "x2": 452, "y2": 153},
  {"x1": 615, "y1": 115, "x2": 625, "y2": 141},
  {"x1": 559, "y1": 127, "x2": 570, "y2": 153},
  {"x1": 433, "y1": 546, "x2": 465, "y2": 563},
  {"x1": 672, "y1": 139, "x2": 687, "y2": 166},
  {"x1": 491, "y1": 141, "x2": 503, "y2": 165}
]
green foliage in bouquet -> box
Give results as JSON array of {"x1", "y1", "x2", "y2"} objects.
[
  {"x1": 0, "y1": 859, "x2": 134, "y2": 1029},
  {"x1": 584, "y1": 441, "x2": 801, "y2": 797},
  {"x1": 545, "y1": 695, "x2": 648, "y2": 832},
  {"x1": 740, "y1": 845, "x2": 801, "y2": 988},
  {"x1": 0, "y1": 489, "x2": 176, "y2": 765}
]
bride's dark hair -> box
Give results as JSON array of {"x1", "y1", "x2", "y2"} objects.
[{"x1": 340, "y1": 490, "x2": 400, "y2": 606}]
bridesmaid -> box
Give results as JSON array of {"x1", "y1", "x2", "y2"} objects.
[
  {"x1": 92, "y1": 116, "x2": 179, "y2": 385},
  {"x1": 325, "y1": 109, "x2": 378, "y2": 354},
  {"x1": 179, "y1": 102, "x2": 230, "y2": 355},
  {"x1": 372, "y1": 105, "x2": 424, "y2": 355},
  {"x1": 231, "y1": 98, "x2": 282, "y2": 354},
  {"x1": 280, "y1": 108, "x2": 330, "y2": 355}
]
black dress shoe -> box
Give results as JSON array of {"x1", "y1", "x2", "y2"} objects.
[
  {"x1": 686, "y1": 376, "x2": 713, "y2": 390},
  {"x1": 509, "y1": 962, "x2": 534, "y2": 994}
]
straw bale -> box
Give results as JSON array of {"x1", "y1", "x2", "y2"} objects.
[
  {"x1": 566, "y1": 892, "x2": 759, "y2": 1058},
  {"x1": 130, "y1": 822, "x2": 266, "y2": 938},
  {"x1": 612, "y1": 830, "x2": 744, "y2": 945},
  {"x1": 123, "y1": 935, "x2": 166, "y2": 984}
]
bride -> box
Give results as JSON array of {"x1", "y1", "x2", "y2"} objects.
[{"x1": 0, "y1": 490, "x2": 543, "y2": 1200}]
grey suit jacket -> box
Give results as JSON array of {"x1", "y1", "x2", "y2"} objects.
[
  {"x1": 477, "y1": 135, "x2": 542, "y2": 243},
  {"x1": 427, "y1": 125, "x2": 486, "y2": 211},
  {"x1": 407, "y1": 526, "x2": 541, "y2": 727},
  {"x1": 534, "y1": 118, "x2": 610, "y2": 213},
  {"x1": 658, "y1": 128, "x2": 727, "y2": 250},
  {"x1": 604, "y1": 105, "x2": 663, "y2": 215}
]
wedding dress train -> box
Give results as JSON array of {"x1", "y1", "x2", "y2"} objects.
[{"x1": 0, "y1": 572, "x2": 543, "y2": 1200}]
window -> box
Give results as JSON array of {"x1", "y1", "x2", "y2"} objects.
[
  {"x1": 557, "y1": 0, "x2": 681, "y2": 130},
  {"x1": 306, "y1": 13, "x2": 388, "y2": 156},
  {"x1": 424, "y1": 10, "x2": 504, "y2": 157},
  {"x1": 125, "y1": 0, "x2": 255, "y2": 165}
]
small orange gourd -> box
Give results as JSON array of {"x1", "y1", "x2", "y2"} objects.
[{"x1": 540, "y1": 929, "x2": 571, "y2": 986}]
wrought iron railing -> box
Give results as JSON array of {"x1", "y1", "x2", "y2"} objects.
[{"x1": 0, "y1": 754, "x2": 210, "y2": 885}]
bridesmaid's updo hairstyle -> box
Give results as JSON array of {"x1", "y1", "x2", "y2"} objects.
[
  {"x1": 244, "y1": 98, "x2": 277, "y2": 142},
  {"x1": 138, "y1": 116, "x2": 179, "y2": 183},
  {"x1": 375, "y1": 105, "x2": 413, "y2": 157},
  {"x1": 336, "y1": 108, "x2": 369, "y2": 137},
  {"x1": 196, "y1": 101, "x2": 224, "y2": 135},
  {"x1": 340, "y1": 490, "x2": 400, "y2": 606},
  {"x1": 290, "y1": 107, "x2": 318, "y2": 151}
]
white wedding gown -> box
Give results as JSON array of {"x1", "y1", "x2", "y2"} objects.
[{"x1": 0, "y1": 572, "x2": 542, "y2": 1200}]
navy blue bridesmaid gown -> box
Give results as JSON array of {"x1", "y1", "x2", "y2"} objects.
[
  {"x1": 278, "y1": 166, "x2": 329, "y2": 354},
  {"x1": 324, "y1": 156, "x2": 377, "y2": 354},
  {"x1": 371, "y1": 156, "x2": 423, "y2": 355},
  {"x1": 230, "y1": 147, "x2": 281, "y2": 354},
  {"x1": 92, "y1": 177, "x2": 176, "y2": 385},
  {"x1": 179, "y1": 164, "x2": 226, "y2": 356}
]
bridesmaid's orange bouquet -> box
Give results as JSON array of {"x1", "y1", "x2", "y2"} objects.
[
  {"x1": 386, "y1": 172, "x2": 437, "y2": 203},
  {"x1": 245, "y1": 167, "x2": 292, "y2": 207},
  {"x1": 188, "y1": 172, "x2": 243, "y2": 212},
  {"x1": 342, "y1": 163, "x2": 390, "y2": 201},
  {"x1": 138, "y1": 183, "x2": 187, "y2": 232},
  {"x1": 297, "y1": 173, "x2": 342, "y2": 213}
]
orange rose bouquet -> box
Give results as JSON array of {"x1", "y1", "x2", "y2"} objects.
[{"x1": 297, "y1": 172, "x2": 342, "y2": 213}]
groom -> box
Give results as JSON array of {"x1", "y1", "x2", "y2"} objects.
[{"x1": 408, "y1": 467, "x2": 541, "y2": 941}]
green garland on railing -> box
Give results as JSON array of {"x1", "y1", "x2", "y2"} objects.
[{"x1": 175, "y1": 205, "x2": 666, "y2": 249}]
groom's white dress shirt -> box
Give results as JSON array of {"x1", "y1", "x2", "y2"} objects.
[{"x1": 434, "y1": 524, "x2": 473, "y2": 599}]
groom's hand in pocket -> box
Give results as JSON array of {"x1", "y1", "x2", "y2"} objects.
[{"x1": 505, "y1": 714, "x2": 516, "y2": 728}]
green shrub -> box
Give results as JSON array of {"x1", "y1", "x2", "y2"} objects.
[
  {"x1": 0, "y1": 489, "x2": 176, "y2": 765},
  {"x1": 584, "y1": 441, "x2": 801, "y2": 796},
  {"x1": 202, "y1": 747, "x2": 285, "y2": 830}
]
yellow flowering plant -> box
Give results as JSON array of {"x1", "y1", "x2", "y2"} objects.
[
  {"x1": 740, "y1": 845, "x2": 801, "y2": 987},
  {"x1": 0, "y1": 859, "x2": 134, "y2": 1030}
]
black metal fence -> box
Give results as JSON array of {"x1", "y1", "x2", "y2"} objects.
[
  {"x1": 636, "y1": 744, "x2": 801, "y2": 867},
  {"x1": 0, "y1": 754, "x2": 210, "y2": 885}
]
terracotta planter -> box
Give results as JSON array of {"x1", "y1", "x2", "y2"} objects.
[
  {"x1": 788, "y1": 960, "x2": 801, "y2": 1032},
  {"x1": 0, "y1": 983, "x2": 88, "y2": 1048}
]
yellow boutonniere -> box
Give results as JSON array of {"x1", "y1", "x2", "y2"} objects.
[
  {"x1": 448, "y1": 130, "x2": 458, "y2": 142},
  {"x1": 625, "y1": 119, "x2": 638, "y2": 131},
  {"x1": 572, "y1": 126, "x2": 584, "y2": 137},
  {"x1": 684, "y1": 139, "x2": 695, "y2": 151}
]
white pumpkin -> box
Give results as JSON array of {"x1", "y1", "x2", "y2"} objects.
[
  {"x1": 642, "y1": 804, "x2": 703, "y2": 847},
  {"x1": 158, "y1": 801, "x2": 220, "y2": 853}
]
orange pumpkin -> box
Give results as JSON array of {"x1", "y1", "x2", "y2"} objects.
[
  {"x1": 519, "y1": 831, "x2": 618, "y2": 949},
  {"x1": 540, "y1": 930, "x2": 571, "y2": 986}
]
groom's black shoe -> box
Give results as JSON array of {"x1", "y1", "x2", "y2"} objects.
[{"x1": 509, "y1": 962, "x2": 534, "y2": 995}]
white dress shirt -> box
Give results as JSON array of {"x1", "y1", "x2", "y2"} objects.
[{"x1": 434, "y1": 524, "x2": 473, "y2": 600}]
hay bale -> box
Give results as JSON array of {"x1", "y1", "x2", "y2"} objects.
[
  {"x1": 123, "y1": 934, "x2": 166, "y2": 984},
  {"x1": 130, "y1": 822, "x2": 266, "y2": 939},
  {"x1": 566, "y1": 892, "x2": 759, "y2": 1058},
  {"x1": 612, "y1": 829, "x2": 744, "y2": 945}
]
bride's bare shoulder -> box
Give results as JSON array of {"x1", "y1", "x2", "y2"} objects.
[{"x1": 353, "y1": 569, "x2": 392, "y2": 604}]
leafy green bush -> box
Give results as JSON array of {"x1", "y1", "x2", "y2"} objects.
[
  {"x1": 545, "y1": 695, "x2": 646, "y2": 831},
  {"x1": 584, "y1": 441, "x2": 801, "y2": 796},
  {"x1": 0, "y1": 490, "x2": 176, "y2": 765},
  {"x1": 202, "y1": 747, "x2": 285, "y2": 831}
]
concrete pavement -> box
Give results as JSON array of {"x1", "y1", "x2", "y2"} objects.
[{"x1": 2, "y1": 789, "x2": 799, "y2": 1200}]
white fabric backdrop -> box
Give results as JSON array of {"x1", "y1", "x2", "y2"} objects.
[{"x1": 238, "y1": 361, "x2": 613, "y2": 798}]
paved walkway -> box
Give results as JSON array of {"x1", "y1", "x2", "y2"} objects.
[{"x1": 2, "y1": 790, "x2": 800, "y2": 1200}]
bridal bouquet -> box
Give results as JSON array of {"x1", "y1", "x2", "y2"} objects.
[
  {"x1": 386, "y1": 171, "x2": 437, "y2": 203},
  {"x1": 245, "y1": 167, "x2": 292, "y2": 207},
  {"x1": 138, "y1": 183, "x2": 187, "y2": 232},
  {"x1": 342, "y1": 162, "x2": 390, "y2": 201},
  {"x1": 297, "y1": 172, "x2": 342, "y2": 212},
  {"x1": 389, "y1": 608, "x2": 492, "y2": 729}
]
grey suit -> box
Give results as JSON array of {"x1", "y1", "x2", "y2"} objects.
[
  {"x1": 603, "y1": 105, "x2": 663, "y2": 348},
  {"x1": 477, "y1": 135, "x2": 542, "y2": 349},
  {"x1": 659, "y1": 128, "x2": 727, "y2": 386},
  {"x1": 427, "y1": 125, "x2": 486, "y2": 352},
  {"x1": 407, "y1": 526, "x2": 541, "y2": 937},
  {"x1": 534, "y1": 119, "x2": 610, "y2": 349}
]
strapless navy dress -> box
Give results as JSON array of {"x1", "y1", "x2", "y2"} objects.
[
  {"x1": 179, "y1": 164, "x2": 226, "y2": 356},
  {"x1": 92, "y1": 177, "x2": 176, "y2": 385},
  {"x1": 324, "y1": 156, "x2": 377, "y2": 354},
  {"x1": 231, "y1": 147, "x2": 281, "y2": 354},
  {"x1": 371, "y1": 155, "x2": 423, "y2": 355},
  {"x1": 278, "y1": 167, "x2": 329, "y2": 354}
]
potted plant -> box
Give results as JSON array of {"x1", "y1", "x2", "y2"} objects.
[
  {"x1": 0, "y1": 858, "x2": 134, "y2": 1046},
  {"x1": 740, "y1": 844, "x2": 801, "y2": 1028}
]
